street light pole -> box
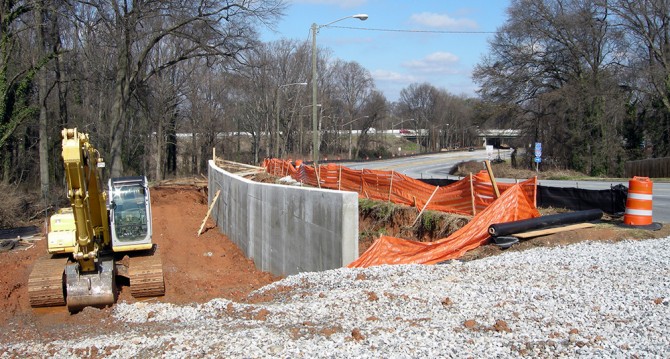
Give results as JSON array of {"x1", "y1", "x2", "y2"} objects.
[
  {"x1": 300, "y1": 104, "x2": 319, "y2": 158},
  {"x1": 275, "y1": 82, "x2": 307, "y2": 158},
  {"x1": 311, "y1": 23, "x2": 318, "y2": 164},
  {"x1": 311, "y1": 13, "x2": 368, "y2": 165}
]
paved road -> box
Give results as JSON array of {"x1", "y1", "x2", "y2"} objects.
[
  {"x1": 342, "y1": 149, "x2": 502, "y2": 179},
  {"x1": 341, "y1": 150, "x2": 670, "y2": 223}
]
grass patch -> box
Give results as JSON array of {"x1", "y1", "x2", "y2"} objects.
[{"x1": 451, "y1": 160, "x2": 589, "y2": 180}]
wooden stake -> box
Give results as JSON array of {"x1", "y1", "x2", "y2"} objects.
[
  {"x1": 338, "y1": 165, "x2": 342, "y2": 191},
  {"x1": 469, "y1": 172, "x2": 476, "y2": 216},
  {"x1": 484, "y1": 160, "x2": 501, "y2": 199},
  {"x1": 412, "y1": 186, "x2": 439, "y2": 227},
  {"x1": 388, "y1": 170, "x2": 394, "y2": 202},
  {"x1": 198, "y1": 190, "x2": 221, "y2": 237}
]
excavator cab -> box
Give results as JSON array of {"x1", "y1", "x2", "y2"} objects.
[{"x1": 109, "y1": 176, "x2": 153, "y2": 252}]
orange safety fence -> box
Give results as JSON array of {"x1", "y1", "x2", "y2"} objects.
[
  {"x1": 264, "y1": 158, "x2": 536, "y2": 216},
  {"x1": 263, "y1": 158, "x2": 539, "y2": 267},
  {"x1": 348, "y1": 183, "x2": 539, "y2": 267}
]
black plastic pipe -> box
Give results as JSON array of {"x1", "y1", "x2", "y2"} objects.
[{"x1": 488, "y1": 209, "x2": 603, "y2": 237}]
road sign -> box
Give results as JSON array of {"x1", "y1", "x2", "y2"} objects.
[
  {"x1": 535, "y1": 142, "x2": 542, "y2": 151},
  {"x1": 534, "y1": 157, "x2": 542, "y2": 163}
]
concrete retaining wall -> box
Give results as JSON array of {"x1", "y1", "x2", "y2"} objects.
[{"x1": 208, "y1": 160, "x2": 359, "y2": 276}]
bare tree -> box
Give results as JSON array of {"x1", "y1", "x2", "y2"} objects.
[
  {"x1": 0, "y1": 0, "x2": 57, "y2": 183},
  {"x1": 354, "y1": 89, "x2": 386, "y2": 159},
  {"x1": 398, "y1": 83, "x2": 440, "y2": 152},
  {"x1": 605, "y1": 0, "x2": 670, "y2": 156},
  {"x1": 265, "y1": 40, "x2": 309, "y2": 158},
  {"x1": 70, "y1": 0, "x2": 285, "y2": 177},
  {"x1": 474, "y1": 0, "x2": 628, "y2": 175},
  {"x1": 328, "y1": 60, "x2": 374, "y2": 159}
]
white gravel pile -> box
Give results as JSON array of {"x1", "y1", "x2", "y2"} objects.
[{"x1": 4, "y1": 237, "x2": 670, "y2": 358}]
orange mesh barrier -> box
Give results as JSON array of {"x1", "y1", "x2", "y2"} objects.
[
  {"x1": 263, "y1": 159, "x2": 539, "y2": 266},
  {"x1": 264, "y1": 159, "x2": 536, "y2": 216},
  {"x1": 348, "y1": 183, "x2": 539, "y2": 267}
]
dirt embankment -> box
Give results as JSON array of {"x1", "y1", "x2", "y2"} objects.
[{"x1": 0, "y1": 185, "x2": 279, "y2": 342}]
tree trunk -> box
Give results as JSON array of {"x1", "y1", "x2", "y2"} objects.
[
  {"x1": 155, "y1": 119, "x2": 163, "y2": 181},
  {"x1": 36, "y1": 2, "x2": 50, "y2": 197},
  {"x1": 191, "y1": 124, "x2": 197, "y2": 174},
  {"x1": 167, "y1": 113, "x2": 177, "y2": 176},
  {"x1": 110, "y1": 53, "x2": 130, "y2": 178}
]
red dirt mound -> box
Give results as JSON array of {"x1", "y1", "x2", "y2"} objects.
[{"x1": 0, "y1": 185, "x2": 279, "y2": 340}]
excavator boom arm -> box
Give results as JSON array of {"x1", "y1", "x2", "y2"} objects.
[{"x1": 61, "y1": 128, "x2": 110, "y2": 266}]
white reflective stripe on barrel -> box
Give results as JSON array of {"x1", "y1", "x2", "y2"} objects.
[
  {"x1": 624, "y1": 208, "x2": 653, "y2": 216},
  {"x1": 628, "y1": 193, "x2": 653, "y2": 201}
]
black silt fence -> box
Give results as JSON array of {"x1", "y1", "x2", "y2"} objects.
[
  {"x1": 537, "y1": 184, "x2": 627, "y2": 214},
  {"x1": 419, "y1": 179, "x2": 627, "y2": 215}
]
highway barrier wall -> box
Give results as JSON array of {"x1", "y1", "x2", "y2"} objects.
[{"x1": 208, "y1": 160, "x2": 359, "y2": 276}]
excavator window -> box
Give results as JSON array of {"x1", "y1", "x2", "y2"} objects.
[{"x1": 111, "y1": 185, "x2": 148, "y2": 241}]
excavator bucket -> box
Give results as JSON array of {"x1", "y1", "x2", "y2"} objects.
[{"x1": 65, "y1": 256, "x2": 116, "y2": 312}]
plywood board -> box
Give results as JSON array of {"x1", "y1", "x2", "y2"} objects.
[{"x1": 513, "y1": 223, "x2": 596, "y2": 239}]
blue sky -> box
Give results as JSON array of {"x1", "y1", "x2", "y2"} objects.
[{"x1": 260, "y1": 0, "x2": 510, "y2": 102}]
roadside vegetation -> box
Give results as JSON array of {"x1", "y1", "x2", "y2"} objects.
[{"x1": 0, "y1": 1, "x2": 669, "y2": 228}]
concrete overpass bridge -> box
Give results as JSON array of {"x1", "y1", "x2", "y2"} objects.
[{"x1": 394, "y1": 128, "x2": 522, "y2": 149}]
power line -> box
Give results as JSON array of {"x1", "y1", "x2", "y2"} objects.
[{"x1": 328, "y1": 25, "x2": 496, "y2": 34}]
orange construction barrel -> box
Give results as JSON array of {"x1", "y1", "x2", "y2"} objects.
[{"x1": 623, "y1": 176, "x2": 653, "y2": 226}]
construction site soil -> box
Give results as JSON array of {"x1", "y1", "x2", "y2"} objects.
[{"x1": 1, "y1": 184, "x2": 668, "y2": 344}]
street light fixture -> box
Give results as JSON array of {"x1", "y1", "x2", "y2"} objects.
[
  {"x1": 311, "y1": 13, "x2": 368, "y2": 165},
  {"x1": 275, "y1": 82, "x2": 307, "y2": 158}
]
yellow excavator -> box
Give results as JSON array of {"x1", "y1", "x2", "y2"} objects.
[{"x1": 28, "y1": 128, "x2": 164, "y2": 312}]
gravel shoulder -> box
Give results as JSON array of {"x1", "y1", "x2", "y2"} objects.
[{"x1": 2, "y1": 237, "x2": 669, "y2": 358}]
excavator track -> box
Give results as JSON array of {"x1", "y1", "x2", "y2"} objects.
[
  {"x1": 129, "y1": 251, "x2": 165, "y2": 298},
  {"x1": 28, "y1": 256, "x2": 68, "y2": 307}
]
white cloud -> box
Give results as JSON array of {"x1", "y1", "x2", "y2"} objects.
[
  {"x1": 291, "y1": 0, "x2": 367, "y2": 9},
  {"x1": 410, "y1": 12, "x2": 478, "y2": 30},
  {"x1": 372, "y1": 68, "x2": 477, "y2": 101},
  {"x1": 371, "y1": 69, "x2": 417, "y2": 83},
  {"x1": 402, "y1": 52, "x2": 462, "y2": 74}
]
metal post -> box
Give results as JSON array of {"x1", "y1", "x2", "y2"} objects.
[
  {"x1": 311, "y1": 23, "x2": 319, "y2": 165},
  {"x1": 275, "y1": 91, "x2": 281, "y2": 158},
  {"x1": 310, "y1": 15, "x2": 367, "y2": 164}
]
